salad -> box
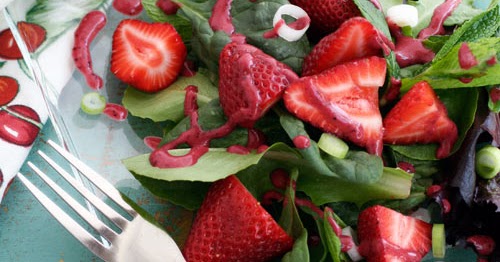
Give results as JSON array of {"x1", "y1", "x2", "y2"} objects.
[{"x1": 73, "y1": 0, "x2": 500, "y2": 261}]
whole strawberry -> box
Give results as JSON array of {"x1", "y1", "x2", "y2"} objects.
[
  {"x1": 182, "y1": 175, "x2": 294, "y2": 262},
  {"x1": 290, "y1": 0, "x2": 361, "y2": 37},
  {"x1": 219, "y1": 42, "x2": 298, "y2": 128}
]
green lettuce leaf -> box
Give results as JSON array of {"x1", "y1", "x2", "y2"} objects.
[
  {"x1": 122, "y1": 72, "x2": 218, "y2": 122},
  {"x1": 297, "y1": 167, "x2": 413, "y2": 206}
]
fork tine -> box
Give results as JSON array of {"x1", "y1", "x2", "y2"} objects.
[
  {"x1": 38, "y1": 150, "x2": 129, "y2": 230},
  {"x1": 27, "y1": 161, "x2": 118, "y2": 242},
  {"x1": 46, "y1": 139, "x2": 137, "y2": 217},
  {"x1": 17, "y1": 173, "x2": 112, "y2": 261}
]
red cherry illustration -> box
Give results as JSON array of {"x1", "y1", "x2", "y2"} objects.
[
  {"x1": 0, "y1": 76, "x2": 19, "y2": 106},
  {"x1": 0, "y1": 22, "x2": 46, "y2": 60},
  {"x1": 0, "y1": 104, "x2": 41, "y2": 146}
]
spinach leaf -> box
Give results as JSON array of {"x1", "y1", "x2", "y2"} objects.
[
  {"x1": 322, "y1": 209, "x2": 342, "y2": 262},
  {"x1": 173, "y1": 0, "x2": 310, "y2": 74},
  {"x1": 141, "y1": 0, "x2": 193, "y2": 41},
  {"x1": 280, "y1": 169, "x2": 310, "y2": 262},
  {"x1": 231, "y1": 0, "x2": 310, "y2": 73},
  {"x1": 131, "y1": 173, "x2": 210, "y2": 210},
  {"x1": 277, "y1": 108, "x2": 384, "y2": 184},
  {"x1": 297, "y1": 167, "x2": 413, "y2": 206}
]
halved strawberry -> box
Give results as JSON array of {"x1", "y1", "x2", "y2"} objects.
[
  {"x1": 383, "y1": 81, "x2": 458, "y2": 159},
  {"x1": 0, "y1": 22, "x2": 46, "y2": 60},
  {"x1": 357, "y1": 205, "x2": 432, "y2": 262},
  {"x1": 289, "y1": 0, "x2": 361, "y2": 38},
  {"x1": 183, "y1": 175, "x2": 294, "y2": 262},
  {"x1": 218, "y1": 42, "x2": 298, "y2": 128},
  {"x1": 302, "y1": 17, "x2": 386, "y2": 76},
  {"x1": 284, "y1": 56, "x2": 386, "y2": 156},
  {"x1": 111, "y1": 19, "x2": 186, "y2": 93}
]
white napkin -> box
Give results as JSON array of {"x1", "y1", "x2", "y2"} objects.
[{"x1": 0, "y1": 0, "x2": 110, "y2": 202}]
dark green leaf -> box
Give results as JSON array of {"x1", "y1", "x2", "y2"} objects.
[
  {"x1": 280, "y1": 169, "x2": 310, "y2": 262},
  {"x1": 173, "y1": 0, "x2": 310, "y2": 74},
  {"x1": 353, "y1": 0, "x2": 391, "y2": 38},
  {"x1": 132, "y1": 173, "x2": 210, "y2": 210},
  {"x1": 141, "y1": 0, "x2": 193, "y2": 41},
  {"x1": 277, "y1": 108, "x2": 384, "y2": 183},
  {"x1": 322, "y1": 209, "x2": 342, "y2": 262}
]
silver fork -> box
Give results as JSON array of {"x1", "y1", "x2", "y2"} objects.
[{"x1": 17, "y1": 139, "x2": 186, "y2": 262}]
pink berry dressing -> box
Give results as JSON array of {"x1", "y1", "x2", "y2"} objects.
[
  {"x1": 72, "y1": 10, "x2": 107, "y2": 90},
  {"x1": 458, "y1": 42, "x2": 478, "y2": 69},
  {"x1": 112, "y1": 0, "x2": 143, "y2": 16}
]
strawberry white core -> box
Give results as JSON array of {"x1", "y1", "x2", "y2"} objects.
[{"x1": 272, "y1": 4, "x2": 310, "y2": 41}]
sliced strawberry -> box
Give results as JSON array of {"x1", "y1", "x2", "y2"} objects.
[
  {"x1": 357, "y1": 205, "x2": 432, "y2": 262},
  {"x1": 284, "y1": 56, "x2": 386, "y2": 155},
  {"x1": 383, "y1": 81, "x2": 458, "y2": 159},
  {"x1": 302, "y1": 17, "x2": 385, "y2": 76},
  {"x1": 111, "y1": 19, "x2": 186, "y2": 93},
  {"x1": 183, "y1": 175, "x2": 294, "y2": 262},
  {"x1": 0, "y1": 22, "x2": 46, "y2": 60},
  {"x1": 218, "y1": 42, "x2": 298, "y2": 128},
  {"x1": 289, "y1": 0, "x2": 361, "y2": 38}
]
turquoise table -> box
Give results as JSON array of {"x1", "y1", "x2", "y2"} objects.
[{"x1": 0, "y1": 119, "x2": 191, "y2": 261}]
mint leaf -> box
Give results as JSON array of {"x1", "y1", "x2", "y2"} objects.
[
  {"x1": 434, "y1": 4, "x2": 500, "y2": 62},
  {"x1": 401, "y1": 37, "x2": 500, "y2": 91},
  {"x1": 444, "y1": 0, "x2": 486, "y2": 26},
  {"x1": 122, "y1": 73, "x2": 218, "y2": 122}
]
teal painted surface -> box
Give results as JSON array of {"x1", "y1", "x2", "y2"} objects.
[{"x1": 0, "y1": 121, "x2": 101, "y2": 261}]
